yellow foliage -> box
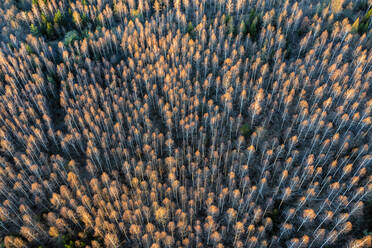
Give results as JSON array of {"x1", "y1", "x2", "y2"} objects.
[
  {"x1": 49, "y1": 226, "x2": 59, "y2": 238},
  {"x1": 331, "y1": 0, "x2": 345, "y2": 14},
  {"x1": 351, "y1": 18, "x2": 359, "y2": 33}
]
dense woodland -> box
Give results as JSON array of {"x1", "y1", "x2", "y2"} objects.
[{"x1": 0, "y1": 0, "x2": 371, "y2": 247}]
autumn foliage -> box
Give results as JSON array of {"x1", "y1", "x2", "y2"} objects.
[{"x1": 0, "y1": 0, "x2": 371, "y2": 247}]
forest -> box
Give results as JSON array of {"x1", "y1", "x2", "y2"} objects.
[{"x1": 0, "y1": 0, "x2": 371, "y2": 247}]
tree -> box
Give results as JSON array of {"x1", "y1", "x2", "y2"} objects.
[
  {"x1": 104, "y1": 233, "x2": 120, "y2": 248},
  {"x1": 348, "y1": 235, "x2": 372, "y2": 248},
  {"x1": 72, "y1": 11, "x2": 82, "y2": 31},
  {"x1": 30, "y1": 24, "x2": 38, "y2": 35},
  {"x1": 4, "y1": 236, "x2": 27, "y2": 248},
  {"x1": 154, "y1": 0, "x2": 161, "y2": 17},
  {"x1": 331, "y1": 0, "x2": 345, "y2": 14},
  {"x1": 298, "y1": 209, "x2": 316, "y2": 231},
  {"x1": 48, "y1": 226, "x2": 59, "y2": 238},
  {"x1": 155, "y1": 207, "x2": 169, "y2": 228},
  {"x1": 210, "y1": 231, "x2": 222, "y2": 246},
  {"x1": 233, "y1": 222, "x2": 244, "y2": 246},
  {"x1": 54, "y1": 11, "x2": 63, "y2": 25},
  {"x1": 250, "y1": 88, "x2": 264, "y2": 126},
  {"x1": 164, "y1": 235, "x2": 174, "y2": 247},
  {"x1": 187, "y1": 22, "x2": 194, "y2": 35},
  {"x1": 64, "y1": 31, "x2": 79, "y2": 46},
  {"x1": 208, "y1": 205, "x2": 219, "y2": 219},
  {"x1": 20, "y1": 226, "x2": 38, "y2": 242}
]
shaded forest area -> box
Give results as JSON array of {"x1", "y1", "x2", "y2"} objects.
[{"x1": 0, "y1": 0, "x2": 371, "y2": 247}]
